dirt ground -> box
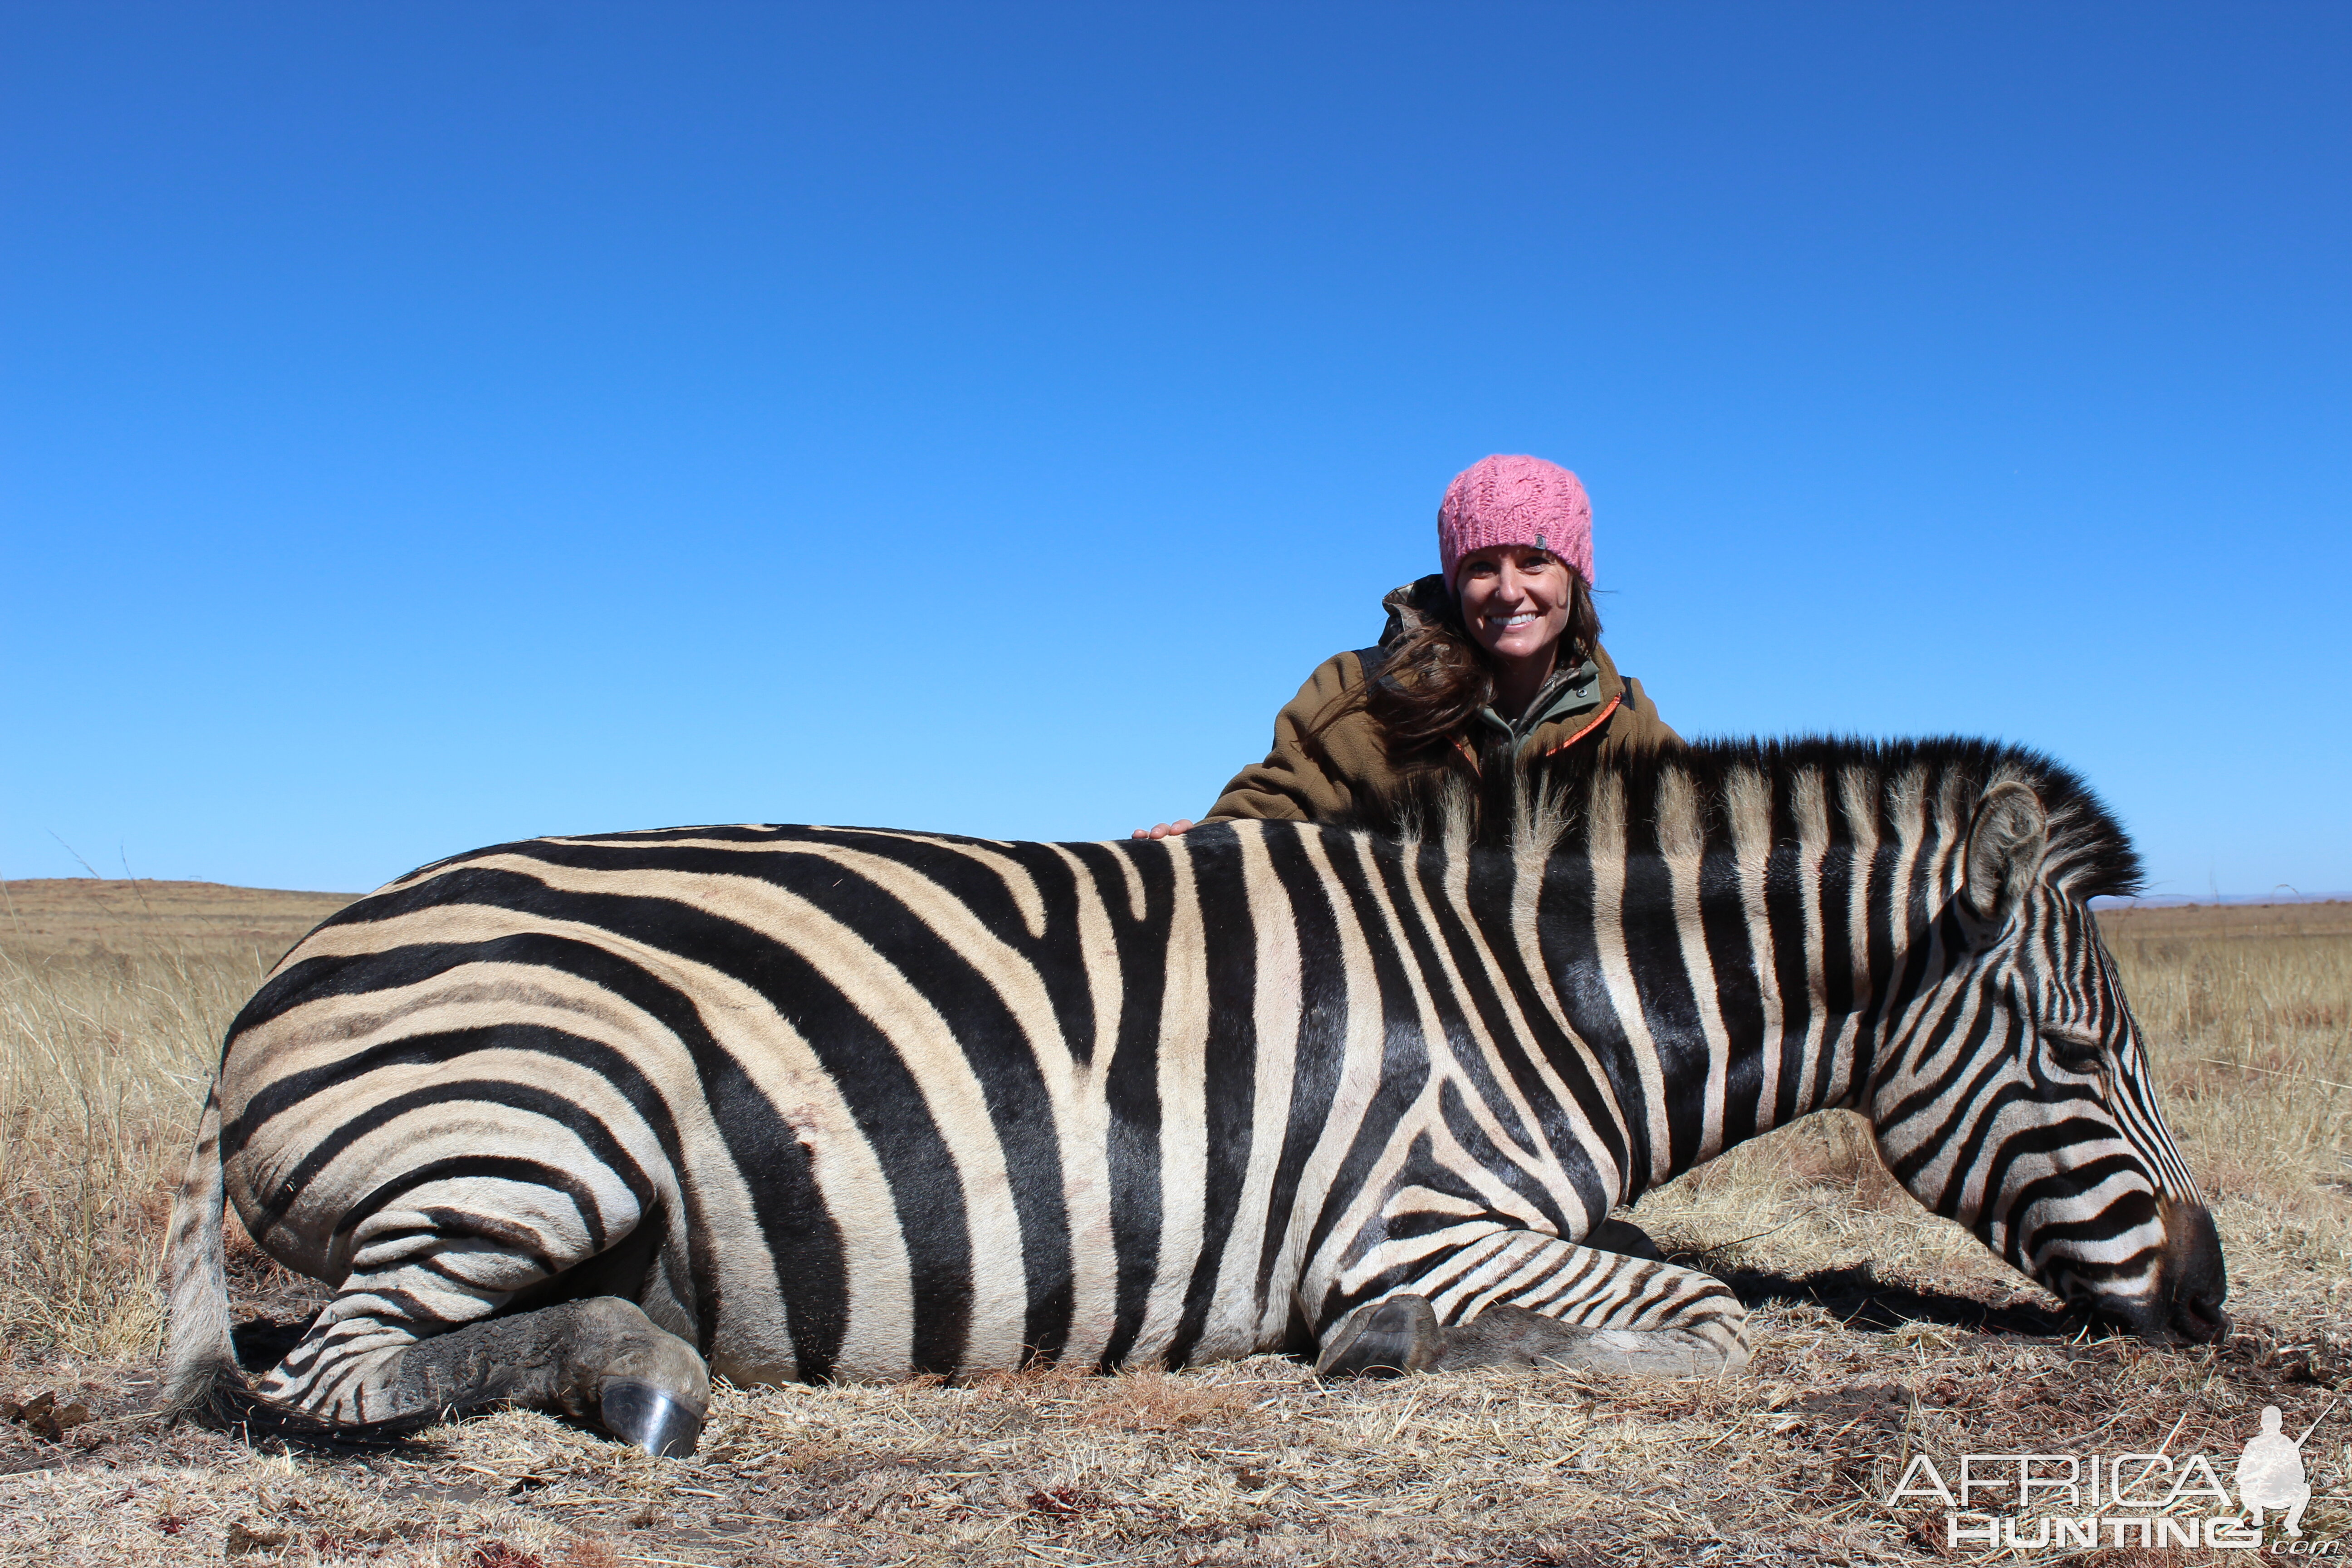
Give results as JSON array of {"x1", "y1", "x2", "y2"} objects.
[{"x1": 2, "y1": 880, "x2": 2346, "y2": 1566}]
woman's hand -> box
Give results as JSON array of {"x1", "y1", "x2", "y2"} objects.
[{"x1": 1131, "y1": 820, "x2": 1196, "y2": 840}]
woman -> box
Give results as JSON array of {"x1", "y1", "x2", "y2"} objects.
[{"x1": 1137, "y1": 454, "x2": 1679, "y2": 838}]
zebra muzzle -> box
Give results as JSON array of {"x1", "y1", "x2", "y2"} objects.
[{"x1": 2158, "y1": 1197, "x2": 2230, "y2": 1344}]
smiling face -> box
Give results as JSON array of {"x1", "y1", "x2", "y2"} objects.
[{"x1": 1454, "y1": 545, "x2": 1575, "y2": 668}]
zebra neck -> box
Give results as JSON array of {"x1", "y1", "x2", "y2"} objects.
[{"x1": 1564, "y1": 838, "x2": 1957, "y2": 1196}]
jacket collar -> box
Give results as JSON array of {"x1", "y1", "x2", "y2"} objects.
[{"x1": 1473, "y1": 657, "x2": 1604, "y2": 742}]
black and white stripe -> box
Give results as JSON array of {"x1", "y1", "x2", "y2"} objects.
[{"x1": 166, "y1": 737, "x2": 2224, "y2": 1438}]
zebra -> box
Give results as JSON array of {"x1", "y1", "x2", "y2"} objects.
[{"x1": 165, "y1": 737, "x2": 2226, "y2": 1457}]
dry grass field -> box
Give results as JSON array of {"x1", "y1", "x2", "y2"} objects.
[{"x1": 1, "y1": 877, "x2": 2345, "y2": 1566}]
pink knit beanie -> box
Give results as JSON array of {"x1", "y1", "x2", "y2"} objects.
[{"x1": 1436, "y1": 454, "x2": 1594, "y2": 589}]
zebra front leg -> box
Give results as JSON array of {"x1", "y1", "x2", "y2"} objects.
[
  {"x1": 1438, "y1": 1301, "x2": 1735, "y2": 1376},
  {"x1": 1315, "y1": 1230, "x2": 1748, "y2": 1379}
]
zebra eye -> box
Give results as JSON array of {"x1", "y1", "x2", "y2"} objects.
[{"x1": 2041, "y1": 1026, "x2": 2107, "y2": 1072}]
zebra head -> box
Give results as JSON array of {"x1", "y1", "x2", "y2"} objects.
[{"x1": 1869, "y1": 777, "x2": 2228, "y2": 1345}]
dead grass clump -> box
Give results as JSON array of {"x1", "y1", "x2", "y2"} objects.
[
  {"x1": 1768, "y1": 1106, "x2": 1914, "y2": 1214},
  {"x1": 0, "y1": 878, "x2": 355, "y2": 1361},
  {"x1": 1078, "y1": 1366, "x2": 1261, "y2": 1431},
  {"x1": 2101, "y1": 902, "x2": 2352, "y2": 1329},
  {"x1": 0, "y1": 942, "x2": 253, "y2": 1358}
]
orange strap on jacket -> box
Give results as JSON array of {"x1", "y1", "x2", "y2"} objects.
[{"x1": 1533, "y1": 692, "x2": 1622, "y2": 759}]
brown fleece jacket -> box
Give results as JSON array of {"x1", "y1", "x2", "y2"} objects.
[{"x1": 1202, "y1": 577, "x2": 1682, "y2": 825}]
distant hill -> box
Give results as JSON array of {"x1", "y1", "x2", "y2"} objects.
[
  {"x1": 2092, "y1": 892, "x2": 2351, "y2": 907},
  {"x1": 0, "y1": 877, "x2": 358, "y2": 960}
]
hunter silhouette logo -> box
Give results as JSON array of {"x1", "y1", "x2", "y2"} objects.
[
  {"x1": 2238, "y1": 1404, "x2": 2321, "y2": 1538},
  {"x1": 1888, "y1": 1401, "x2": 2338, "y2": 1552}
]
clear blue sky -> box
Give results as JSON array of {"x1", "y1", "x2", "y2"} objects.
[{"x1": 4, "y1": 4, "x2": 2346, "y2": 897}]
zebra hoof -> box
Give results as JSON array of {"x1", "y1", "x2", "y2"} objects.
[
  {"x1": 600, "y1": 1378, "x2": 703, "y2": 1457},
  {"x1": 1315, "y1": 1294, "x2": 1442, "y2": 1379}
]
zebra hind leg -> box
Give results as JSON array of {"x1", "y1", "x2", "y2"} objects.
[
  {"x1": 238, "y1": 1187, "x2": 710, "y2": 1456},
  {"x1": 251, "y1": 1294, "x2": 709, "y2": 1455},
  {"x1": 381, "y1": 1295, "x2": 708, "y2": 1455}
]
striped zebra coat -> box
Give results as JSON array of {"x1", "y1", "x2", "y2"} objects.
[{"x1": 167, "y1": 738, "x2": 2226, "y2": 1455}]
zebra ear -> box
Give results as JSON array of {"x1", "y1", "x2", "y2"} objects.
[{"x1": 1962, "y1": 781, "x2": 2048, "y2": 935}]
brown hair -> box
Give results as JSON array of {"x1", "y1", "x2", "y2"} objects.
[{"x1": 1316, "y1": 562, "x2": 1602, "y2": 758}]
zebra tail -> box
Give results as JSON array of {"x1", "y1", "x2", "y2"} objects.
[{"x1": 163, "y1": 1084, "x2": 242, "y2": 1423}]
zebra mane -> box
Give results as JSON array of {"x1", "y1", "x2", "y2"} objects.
[{"x1": 1337, "y1": 736, "x2": 2144, "y2": 902}]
